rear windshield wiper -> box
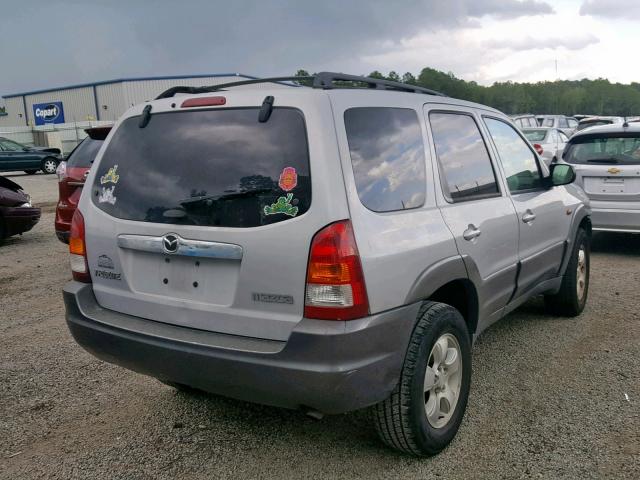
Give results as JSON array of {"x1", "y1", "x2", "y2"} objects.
[{"x1": 179, "y1": 188, "x2": 273, "y2": 206}]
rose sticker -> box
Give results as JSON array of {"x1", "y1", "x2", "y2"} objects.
[{"x1": 278, "y1": 167, "x2": 298, "y2": 192}]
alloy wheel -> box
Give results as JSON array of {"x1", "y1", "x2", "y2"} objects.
[{"x1": 424, "y1": 333, "x2": 463, "y2": 429}]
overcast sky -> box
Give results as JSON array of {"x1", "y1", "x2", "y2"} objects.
[{"x1": 1, "y1": 0, "x2": 638, "y2": 97}]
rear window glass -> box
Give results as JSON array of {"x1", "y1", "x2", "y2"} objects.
[
  {"x1": 523, "y1": 130, "x2": 547, "y2": 142},
  {"x1": 344, "y1": 107, "x2": 426, "y2": 212},
  {"x1": 565, "y1": 134, "x2": 640, "y2": 165},
  {"x1": 67, "y1": 137, "x2": 103, "y2": 168},
  {"x1": 92, "y1": 108, "x2": 311, "y2": 228}
]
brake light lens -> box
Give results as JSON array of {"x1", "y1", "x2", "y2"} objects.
[
  {"x1": 69, "y1": 210, "x2": 91, "y2": 283},
  {"x1": 533, "y1": 143, "x2": 544, "y2": 155},
  {"x1": 181, "y1": 96, "x2": 226, "y2": 108},
  {"x1": 304, "y1": 220, "x2": 369, "y2": 320}
]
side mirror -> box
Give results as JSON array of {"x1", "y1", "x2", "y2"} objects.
[
  {"x1": 549, "y1": 163, "x2": 576, "y2": 186},
  {"x1": 23, "y1": 147, "x2": 31, "y2": 152}
]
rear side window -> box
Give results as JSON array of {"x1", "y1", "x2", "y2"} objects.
[
  {"x1": 93, "y1": 108, "x2": 311, "y2": 228},
  {"x1": 67, "y1": 137, "x2": 103, "y2": 168},
  {"x1": 344, "y1": 107, "x2": 426, "y2": 212},
  {"x1": 484, "y1": 117, "x2": 543, "y2": 192},
  {"x1": 429, "y1": 112, "x2": 499, "y2": 202}
]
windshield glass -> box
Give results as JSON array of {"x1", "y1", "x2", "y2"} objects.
[
  {"x1": 67, "y1": 137, "x2": 103, "y2": 168},
  {"x1": 523, "y1": 130, "x2": 547, "y2": 142},
  {"x1": 565, "y1": 134, "x2": 640, "y2": 165},
  {"x1": 92, "y1": 108, "x2": 311, "y2": 228}
]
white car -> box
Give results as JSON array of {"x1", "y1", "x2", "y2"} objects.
[
  {"x1": 536, "y1": 115, "x2": 579, "y2": 137},
  {"x1": 522, "y1": 127, "x2": 569, "y2": 166}
]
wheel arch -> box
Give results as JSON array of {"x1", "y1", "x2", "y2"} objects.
[{"x1": 405, "y1": 256, "x2": 479, "y2": 337}]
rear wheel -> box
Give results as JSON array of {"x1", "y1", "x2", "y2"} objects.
[
  {"x1": 373, "y1": 301, "x2": 472, "y2": 456},
  {"x1": 41, "y1": 157, "x2": 58, "y2": 174},
  {"x1": 545, "y1": 228, "x2": 590, "y2": 316}
]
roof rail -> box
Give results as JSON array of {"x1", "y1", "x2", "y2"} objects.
[{"x1": 155, "y1": 72, "x2": 446, "y2": 99}]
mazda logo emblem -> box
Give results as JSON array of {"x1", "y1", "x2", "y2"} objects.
[{"x1": 162, "y1": 234, "x2": 179, "y2": 254}]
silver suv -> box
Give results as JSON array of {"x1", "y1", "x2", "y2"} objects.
[
  {"x1": 562, "y1": 122, "x2": 640, "y2": 233},
  {"x1": 63, "y1": 73, "x2": 591, "y2": 456}
]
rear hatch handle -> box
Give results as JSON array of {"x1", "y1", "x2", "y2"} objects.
[{"x1": 117, "y1": 233, "x2": 243, "y2": 260}]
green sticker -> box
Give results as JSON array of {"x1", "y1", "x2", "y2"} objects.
[{"x1": 264, "y1": 193, "x2": 299, "y2": 217}]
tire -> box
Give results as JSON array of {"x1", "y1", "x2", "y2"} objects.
[
  {"x1": 373, "y1": 301, "x2": 472, "y2": 456},
  {"x1": 24, "y1": 169, "x2": 38, "y2": 175},
  {"x1": 41, "y1": 157, "x2": 58, "y2": 174},
  {"x1": 545, "y1": 228, "x2": 590, "y2": 316}
]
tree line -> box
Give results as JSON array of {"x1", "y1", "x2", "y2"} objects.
[{"x1": 294, "y1": 68, "x2": 640, "y2": 116}]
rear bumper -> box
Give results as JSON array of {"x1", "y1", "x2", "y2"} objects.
[
  {"x1": 63, "y1": 282, "x2": 420, "y2": 414},
  {"x1": 0, "y1": 206, "x2": 41, "y2": 237},
  {"x1": 591, "y1": 206, "x2": 640, "y2": 233}
]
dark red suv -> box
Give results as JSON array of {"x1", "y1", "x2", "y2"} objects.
[{"x1": 55, "y1": 126, "x2": 111, "y2": 243}]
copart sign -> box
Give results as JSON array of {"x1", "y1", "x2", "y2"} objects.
[{"x1": 33, "y1": 102, "x2": 65, "y2": 125}]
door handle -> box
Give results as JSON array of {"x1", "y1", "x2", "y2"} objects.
[
  {"x1": 463, "y1": 224, "x2": 482, "y2": 241},
  {"x1": 522, "y1": 211, "x2": 536, "y2": 224}
]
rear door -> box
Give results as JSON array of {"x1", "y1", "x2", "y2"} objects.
[
  {"x1": 425, "y1": 105, "x2": 520, "y2": 327},
  {"x1": 482, "y1": 116, "x2": 573, "y2": 298},
  {"x1": 82, "y1": 92, "x2": 348, "y2": 341}
]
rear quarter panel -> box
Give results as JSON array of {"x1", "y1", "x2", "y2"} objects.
[{"x1": 329, "y1": 91, "x2": 460, "y2": 314}]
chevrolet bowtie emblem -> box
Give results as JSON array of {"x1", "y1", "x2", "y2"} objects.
[{"x1": 608, "y1": 167, "x2": 621, "y2": 174}]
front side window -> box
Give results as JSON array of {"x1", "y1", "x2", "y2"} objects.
[
  {"x1": 0, "y1": 139, "x2": 23, "y2": 152},
  {"x1": 568, "y1": 119, "x2": 578, "y2": 128},
  {"x1": 484, "y1": 117, "x2": 543, "y2": 193},
  {"x1": 344, "y1": 107, "x2": 426, "y2": 212},
  {"x1": 93, "y1": 108, "x2": 311, "y2": 228},
  {"x1": 559, "y1": 117, "x2": 569, "y2": 128},
  {"x1": 542, "y1": 118, "x2": 554, "y2": 127},
  {"x1": 429, "y1": 112, "x2": 499, "y2": 202}
]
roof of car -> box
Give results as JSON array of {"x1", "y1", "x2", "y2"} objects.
[{"x1": 570, "y1": 122, "x2": 640, "y2": 138}]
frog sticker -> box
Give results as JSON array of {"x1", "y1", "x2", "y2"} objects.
[
  {"x1": 264, "y1": 193, "x2": 298, "y2": 217},
  {"x1": 98, "y1": 186, "x2": 117, "y2": 205},
  {"x1": 100, "y1": 165, "x2": 120, "y2": 185}
]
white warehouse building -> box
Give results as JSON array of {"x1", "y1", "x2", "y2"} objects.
[{"x1": 0, "y1": 73, "x2": 280, "y2": 127}]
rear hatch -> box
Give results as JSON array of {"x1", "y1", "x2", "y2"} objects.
[
  {"x1": 57, "y1": 130, "x2": 109, "y2": 227},
  {"x1": 82, "y1": 91, "x2": 347, "y2": 341},
  {"x1": 565, "y1": 131, "x2": 640, "y2": 206}
]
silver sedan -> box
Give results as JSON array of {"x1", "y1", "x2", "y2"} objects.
[{"x1": 522, "y1": 127, "x2": 569, "y2": 166}]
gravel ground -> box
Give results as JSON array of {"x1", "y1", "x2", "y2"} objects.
[{"x1": 1, "y1": 174, "x2": 639, "y2": 479}]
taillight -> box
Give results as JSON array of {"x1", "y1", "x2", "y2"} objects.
[
  {"x1": 69, "y1": 210, "x2": 91, "y2": 283},
  {"x1": 533, "y1": 143, "x2": 544, "y2": 155},
  {"x1": 304, "y1": 220, "x2": 369, "y2": 320},
  {"x1": 181, "y1": 96, "x2": 226, "y2": 107},
  {"x1": 56, "y1": 161, "x2": 67, "y2": 181}
]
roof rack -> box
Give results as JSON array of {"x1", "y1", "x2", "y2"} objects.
[{"x1": 155, "y1": 72, "x2": 447, "y2": 99}]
